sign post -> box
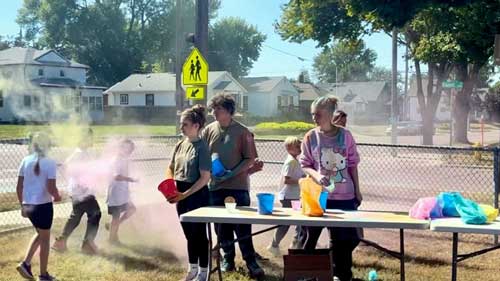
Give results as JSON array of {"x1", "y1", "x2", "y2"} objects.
[{"x1": 442, "y1": 80, "x2": 463, "y2": 145}]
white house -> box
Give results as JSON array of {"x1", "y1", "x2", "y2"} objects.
[
  {"x1": 239, "y1": 76, "x2": 299, "y2": 117},
  {"x1": 0, "y1": 47, "x2": 105, "y2": 123},
  {"x1": 405, "y1": 78, "x2": 451, "y2": 122},
  {"x1": 104, "y1": 71, "x2": 246, "y2": 123},
  {"x1": 317, "y1": 81, "x2": 390, "y2": 123}
]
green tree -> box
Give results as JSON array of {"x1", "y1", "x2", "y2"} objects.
[
  {"x1": 313, "y1": 40, "x2": 376, "y2": 83},
  {"x1": 208, "y1": 17, "x2": 266, "y2": 78}
]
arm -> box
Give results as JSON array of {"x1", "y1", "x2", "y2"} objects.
[
  {"x1": 215, "y1": 131, "x2": 256, "y2": 182},
  {"x1": 166, "y1": 166, "x2": 174, "y2": 180},
  {"x1": 16, "y1": 176, "x2": 23, "y2": 205},
  {"x1": 168, "y1": 170, "x2": 211, "y2": 203},
  {"x1": 114, "y1": 175, "x2": 137, "y2": 182},
  {"x1": 299, "y1": 132, "x2": 331, "y2": 186},
  {"x1": 349, "y1": 166, "x2": 362, "y2": 205},
  {"x1": 283, "y1": 176, "x2": 299, "y2": 185},
  {"x1": 47, "y1": 179, "x2": 62, "y2": 202}
]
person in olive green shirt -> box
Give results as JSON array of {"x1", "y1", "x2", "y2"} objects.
[
  {"x1": 167, "y1": 105, "x2": 212, "y2": 281},
  {"x1": 201, "y1": 93, "x2": 264, "y2": 279}
]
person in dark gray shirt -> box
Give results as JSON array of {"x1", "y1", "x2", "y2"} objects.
[{"x1": 167, "y1": 105, "x2": 211, "y2": 281}]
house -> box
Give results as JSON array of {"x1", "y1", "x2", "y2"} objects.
[
  {"x1": 104, "y1": 71, "x2": 246, "y2": 123},
  {"x1": 317, "y1": 81, "x2": 390, "y2": 123},
  {"x1": 0, "y1": 47, "x2": 105, "y2": 123},
  {"x1": 292, "y1": 82, "x2": 327, "y2": 117},
  {"x1": 405, "y1": 78, "x2": 451, "y2": 122},
  {"x1": 239, "y1": 76, "x2": 300, "y2": 117}
]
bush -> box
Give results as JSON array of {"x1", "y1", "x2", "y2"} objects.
[{"x1": 253, "y1": 121, "x2": 314, "y2": 135}]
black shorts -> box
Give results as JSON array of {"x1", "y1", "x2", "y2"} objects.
[
  {"x1": 24, "y1": 202, "x2": 54, "y2": 230},
  {"x1": 108, "y1": 203, "x2": 130, "y2": 217}
]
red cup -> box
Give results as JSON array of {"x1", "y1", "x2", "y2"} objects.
[{"x1": 158, "y1": 179, "x2": 177, "y2": 198}]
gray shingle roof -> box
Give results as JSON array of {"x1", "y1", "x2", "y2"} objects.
[
  {"x1": 0, "y1": 47, "x2": 88, "y2": 68},
  {"x1": 239, "y1": 76, "x2": 285, "y2": 92},
  {"x1": 105, "y1": 73, "x2": 177, "y2": 93},
  {"x1": 316, "y1": 81, "x2": 388, "y2": 102},
  {"x1": 293, "y1": 82, "x2": 327, "y2": 101}
]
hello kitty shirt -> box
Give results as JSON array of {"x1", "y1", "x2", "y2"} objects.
[{"x1": 299, "y1": 127, "x2": 360, "y2": 200}]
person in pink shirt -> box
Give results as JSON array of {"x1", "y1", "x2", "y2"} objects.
[{"x1": 299, "y1": 96, "x2": 361, "y2": 281}]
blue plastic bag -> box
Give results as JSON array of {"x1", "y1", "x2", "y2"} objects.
[
  {"x1": 454, "y1": 196, "x2": 487, "y2": 225},
  {"x1": 437, "y1": 192, "x2": 461, "y2": 217}
]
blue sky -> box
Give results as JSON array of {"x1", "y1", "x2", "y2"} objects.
[{"x1": 0, "y1": 0, "x2": 407, "y2": 81}]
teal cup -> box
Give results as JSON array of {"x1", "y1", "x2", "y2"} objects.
[
  {"x1": 257, "y1": 193, "x2": 275, "y2": 215},
  {"x1": 319, "y1": 191, "x2": 328, "y2": 210}
]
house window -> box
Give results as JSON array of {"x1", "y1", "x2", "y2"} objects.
[
  {"x1": 277, "y1": 96, "x2": 282, "y2": 107},
  {"x1": 243, "y1": 96, "x2": 248, "y2": 111},
  {"x1": 60, "y1": 70, "x2": 65, "y2": 77},
  {"x1": 0, "y1": 91, "x2": 3, "y2": 108},
  {"x1": 33, "y1": 96, "x2": 40, "y2": 108},
  {"x1": 82, "y1": 96, "x2": 89, "y2": 110},
  {"x1": 89, "y1": 97, "x2": 96, "y2": 110},
  {"x1": 145, "y1": 94, "x2": 154, "y2": 106},
  {"x1": 23, "y1": 95, "x2": 31, "y2": 108},
  {"x1": 120, "y1": 94, "x2": 129, "y2": 105},
  {"x1": 38, "y1": 69, "x2": 44, "y2": 76},
  {"x1": 96, "y1": 97, "x2": 102, "y2": 110}
]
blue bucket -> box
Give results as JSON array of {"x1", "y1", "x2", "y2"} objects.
[
  {"x1": 211, "y1": 154, "x2": 226, "y2": 177},
  {"x1": 319, "y1": 191, "x2": 328, "y2": 210},
  {"x1": 257, "y1": 193, "x2": 275, "y2": 215}
]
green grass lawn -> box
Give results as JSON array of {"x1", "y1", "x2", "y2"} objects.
[{"x1": 0, "y1": 124, "x2": 176, "y2": 140}]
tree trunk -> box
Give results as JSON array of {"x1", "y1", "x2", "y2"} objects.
[{"x1": 453, "y1": 64, "x2": 480, "y2": 144}]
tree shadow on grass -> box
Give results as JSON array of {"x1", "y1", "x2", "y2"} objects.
[
  {"x1": 118, "y1": 243, "x2": 180, "y2": 264},
  {"x1": 99, "y1": 251, "x2": 162, "y2": 271}
]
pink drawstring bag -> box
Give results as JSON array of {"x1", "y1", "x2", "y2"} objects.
[{"x1": 409, "y1": 197, "x2": 443, "y2": 219}]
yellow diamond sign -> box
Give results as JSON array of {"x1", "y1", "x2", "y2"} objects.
[
  {"x1": 186, "y1": 86, "x2": 205, "y2": 100},
  {"x1": 182, "y1": 47, "x2": 209, "y2": 85}
]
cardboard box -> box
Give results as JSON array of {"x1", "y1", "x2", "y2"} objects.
[{"x1": 283, "y1": 249, "x2": 333, "y2": 281}]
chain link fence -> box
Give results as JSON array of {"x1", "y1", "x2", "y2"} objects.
[{"x1": 1, "y1": 136, "x2": 499, "y2": 233}]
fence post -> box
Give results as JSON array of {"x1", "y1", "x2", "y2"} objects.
[{"x1": 493, "y1": 147, "x2": 499, "y2": 244}]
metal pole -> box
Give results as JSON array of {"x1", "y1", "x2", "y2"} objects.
[
  {"x1": 449, "y1": 89, "x2": 453, "y2": 146},
  {"x1": 195, "y1": 0, "x2": 209, "y2": 106},
  {"x1": 493, "y1": 147, "x2": 499, "y2": 244},
  {"x1": 391, "y1": 28, "x2": 398, "y2": 145},
  {"x1": 175, "y1": 0, "x2": 183, "y2": 134},
  {"x1": 404, "y1": 45, "x2": 409, "y2": 119}
]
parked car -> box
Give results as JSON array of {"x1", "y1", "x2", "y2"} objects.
[{"x1": 385, "y1": 121, "x2": 426, "y2": 136}]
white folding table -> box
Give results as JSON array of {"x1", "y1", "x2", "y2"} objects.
[
  {"x1": 181, "y1": 206, "x2": 429, "y2": 281},
  {"x1": 431, "y1": 218, "x2": 500, "y2": 281}
]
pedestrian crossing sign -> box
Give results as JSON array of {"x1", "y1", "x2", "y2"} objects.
[
  {"x1": 186, "y1": 86, "x2": 205, "y2": 100},
  {"x1": 182, "y1": 47, "x2": 209, "y2": 85}
]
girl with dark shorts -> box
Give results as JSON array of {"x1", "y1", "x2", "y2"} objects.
[{"x1": 16, "y1": 132, "x2": 61, "y2": 281}]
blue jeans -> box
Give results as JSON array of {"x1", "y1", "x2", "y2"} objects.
[{"x1": 209, "y1": 189, "x2": 256, "y2": 263}]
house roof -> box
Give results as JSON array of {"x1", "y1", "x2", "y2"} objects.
[
  {"x1": 316, "y1": 81, "x2": 388, "y2": 102},
  {"x1": 239, "y1": 76, "x2": 285, "y2": 92},
  {"x1": 292, "y1": 82, "x2": 327, "y2": 101},
  {"x1": 0, "y1": 47, "x2": 88, "y2": 68},
  {"x1": 31, "y1": 77, "x2": 106, "y2": 90},
  {"x1": 105, "y1": 73, "x2": 177, "y2": 93}
]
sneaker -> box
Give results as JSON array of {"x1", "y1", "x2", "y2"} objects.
[
  {"x1": 220, "y1": 257, "x2": 235, "y2": 272},
  {"x1": 39, "y1": 272, "x2": 56, "y2": 281},
  {"x1": 254, "y1": 252, "x2": 268, "y2": 261},
  {"x1": 266, "y1": 244, "x2": 280, "y2": 257},
  {"x1": 182, "y1": 270, "x2": 198, "y2": 281},
  {"x1": 16, "y1": 261, "x2": 34, "y2": 280},
  {"x1": 246, "y1": 260, "x2": 264, "y2": 279},
  {"x1": 51, "y1": 238, "x2": 67, "y2": 253},
  {"x1": 196, "y1": 272, "x2": 207, "y2": 281},
  {"x1": 81, "y1": 240, "x2": 99, "y2": 255}
]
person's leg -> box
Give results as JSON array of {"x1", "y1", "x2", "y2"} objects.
[
  {"x1": 60, "y1": 200, "x2": 85, "y2": 239},
  {"x1": 109, "y1": 210, "x2": 121, "y2": 242},
  {"x1": 328, "y1": 199, "x2": 360, "y2": 281},
  {"x1": 271, "y1": 200, "x2": 292, "y2": 248},
  {"x1": 303, "y1": 226, "x2": 323, "y2": 251},
  {"x1": 209, "y1": 189, "x2": 236, "y2": 267},
  {"x1": 119, "y1": 202, "x2": 136, "y2": 224},
  {"x1": 37, "y1": 228, "x2": 51, "y2": 276},
  {"x1": 83, "y1": 197, "x2": 101, "y2": 243},
  {"x1": 23, "y1": 232, "x2": 40, "y2": 264}
]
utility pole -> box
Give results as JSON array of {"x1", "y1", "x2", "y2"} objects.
[
  {"x1": 391, "y1": 28, "x2": 398, "y2": 145},
  {"x1": 175, "y1": 0, "x2": 183, "y2": 134},
  {"x1": 195, "y1": 0, "x2": 208, "y2": 106}
]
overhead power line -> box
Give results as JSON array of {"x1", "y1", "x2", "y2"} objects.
[{"x1": 262, "y1": 44, "x2": 311, "y2": 61}]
